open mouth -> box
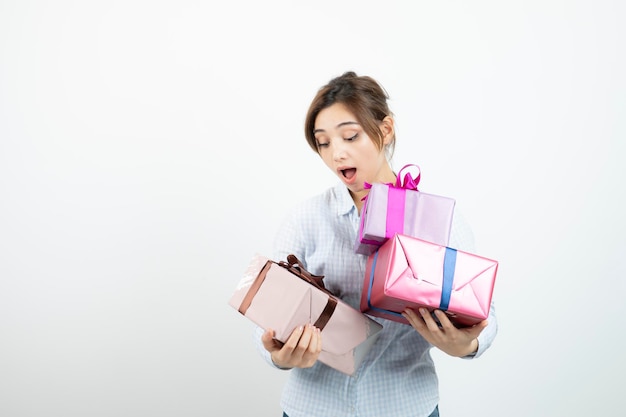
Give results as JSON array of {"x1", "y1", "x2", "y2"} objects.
[{"x1": 340, "y1": 168, "x2": 357, "y2": 180}]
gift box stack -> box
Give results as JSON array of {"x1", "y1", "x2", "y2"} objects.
[
  {"x1": 227, "y1": 163, "x2": 497, "y2": 375},
  {"x1": 355, "y1": 164, "x2": 498, "y2": 328}
]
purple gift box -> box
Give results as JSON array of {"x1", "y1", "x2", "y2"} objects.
[{"x1": 354, "y1": 164, "x2": 456, "y2": 256}]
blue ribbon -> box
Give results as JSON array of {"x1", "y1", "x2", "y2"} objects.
[
  {"x1": 366, "y1": 246, "x2": 458, "y2": 317},
  {"x1": 366, "y1": 251, "x2": 404, "y2": 318},
  {"x1": 439, "y1": 247, "x2": 457, "y2": 310}
]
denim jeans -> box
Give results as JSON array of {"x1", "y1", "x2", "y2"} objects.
[{"x1": 283, "y1": 405, "x2": 439, "y2": 417}]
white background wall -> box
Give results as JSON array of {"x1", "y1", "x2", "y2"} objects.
[{"x1": 1, "y1": 1, "x2": 624, "y2": 416}]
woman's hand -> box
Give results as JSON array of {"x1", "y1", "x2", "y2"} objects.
[
  {"x1": 261, "y1": 324, "x2": 322, "y2": 369},
  {"x1": 402, "y1": 308, "x2": 487, "y2": 357}
]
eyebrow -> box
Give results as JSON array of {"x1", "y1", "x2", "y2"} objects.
[{"x1": 313, "y1": 121, "x2": 360, "y2": 134}]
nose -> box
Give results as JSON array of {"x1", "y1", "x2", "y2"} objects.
[{"x1": 332, "y1": 141, "x2": 347, "y2": 161}]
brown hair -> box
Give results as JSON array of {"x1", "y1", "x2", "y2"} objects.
[{"x1": 304, "y1": 71, "x2": 396, "y2": 158}]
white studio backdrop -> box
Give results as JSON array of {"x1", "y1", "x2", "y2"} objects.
[{"x1": 0, "y1": 1, "x2": 624, "y2": 416}]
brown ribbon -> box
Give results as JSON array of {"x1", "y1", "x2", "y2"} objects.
[
  {"x1": 238, "y1": 261, "x2": 272, "y2": 315},
  {"x1": 278, "y1": 255, "x2": 338, "y2": 330},
  {"x1": 278, "y1": 254, "x2": 327, "y2": 291},
  {"x1": 240, "y1": 254, "x2": 338, "y2": 331}
]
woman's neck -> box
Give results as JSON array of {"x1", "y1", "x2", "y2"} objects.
[
  {"x1": 352, "y1": 167, "x2": 397, "y2": 214},
  {"x1": 351, "y1": 190, "x2": 367, "y2": 214}
]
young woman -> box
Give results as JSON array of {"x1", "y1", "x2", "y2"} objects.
[{"x1": 254, "y1": 71, "x2": 498, "y2": 417}]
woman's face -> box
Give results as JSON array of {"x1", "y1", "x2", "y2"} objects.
[{"x1": 313, "y1": 102, "x2": 395, "y2": 198}]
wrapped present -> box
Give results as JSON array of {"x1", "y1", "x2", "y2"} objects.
[
  {"x1": 229, "y1": 253, "x2": 383, "y2": 375},
  {"x1": 354, "y1": 164, "x2": 456, "y2": 256},
  {"x1": 361, "y1": 233, "x2": 497, "y2": 328}
]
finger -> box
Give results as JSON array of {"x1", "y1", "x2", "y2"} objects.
[
  {"x1": 476, "y1": 319, "x2": 488, "y2": 331},
  {"x1": 302, "y1": 326, "x2": 322, "y2": 367},
  {"x1": 465, "y1": 320, "x2": 488, "y2": 339},
  {"x1": 313, "y1": 327, "x2": 322, "y2": 353},
  {"x1": 307, "y1": 325, "x2": 323, "y2": 350},
  {"x1": 402, "y1": 308, "x2": 425, "y2": 329},
  {"x1": 419, "y1": 308, "x2": 442, "y2": 332},
  {"x1": 401, "y1": 308, "x2": 416, "y2": 320},
  {"x1": 282, "y1": 325, "x2": 306, "y2": 353},
  {"x1": 290, "y1": 325, "x2": 321, "y2": 368},
  {"x1": 261, "y1": 328, "x2": 277, "y2": 351},
  {"x1": 294, "y1": 324, "x2": 315, "y2": 356},
  {"x1": 433, "y1": 310, "x2": 455, "y2": 331}
]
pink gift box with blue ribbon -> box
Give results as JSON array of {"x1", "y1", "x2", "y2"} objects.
[
  {"x1": 354, "y1": 164, "x2": 456, "y2": 256},
  {"x1": 361, "y1": 233, "x2": 498, "y2": 328}
]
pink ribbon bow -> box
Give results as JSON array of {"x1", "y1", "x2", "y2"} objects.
[
  {"x1": 363, "y1": 163, "x2": 421, "y2": 193},
  {"x1": 395, "y1": 164, "x2": 421, "y2": 190}
]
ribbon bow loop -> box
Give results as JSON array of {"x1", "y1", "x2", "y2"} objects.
[
  {"x1": 395, "y1": 164, "x2": 421, "y2": 191},
  {"x1": 279, "y1": 254, "x2": 327, "y2": 291},
  {"x1": 361, "y1": 164, "x2": 421, "y2": 202}
]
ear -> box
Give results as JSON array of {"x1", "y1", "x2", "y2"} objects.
[{"x1": 380, "y1": 116, "x2": 395, "y2": 145}]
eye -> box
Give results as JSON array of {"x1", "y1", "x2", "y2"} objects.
[
  {"x1": 344, "y1": 133, "x2": 358, "y2": 141},
  {"x1": 314, "y1": 134, "x2": 329, "y2": 149}
]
